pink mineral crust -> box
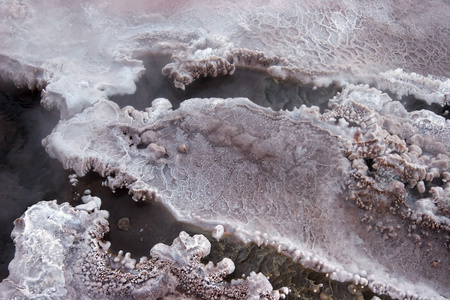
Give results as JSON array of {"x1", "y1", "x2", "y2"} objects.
[
  {"x1": 42, "y1": 93, "x2": 449, "y2": 299},
  {"x1": 0, "y1": 200, "x2": 276, "y2": 300},
  {"x1": 0, "y1": 0, "x2": 449, "y2": 117},
  {"x1": 0, "y1": 0, "x2": 449, "y2": 299}
]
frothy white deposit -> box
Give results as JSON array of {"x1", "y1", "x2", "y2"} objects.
[
  {"x1": 0, "y1": 200, "x2": 276, "y2": 299},
  {"x1": 0, "y1": 0, "x2": 449, "y2": 299}
]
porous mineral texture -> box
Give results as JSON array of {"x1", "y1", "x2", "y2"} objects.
[{"x1": 0, "y1": 200, "x2": 276, "y2": 300}]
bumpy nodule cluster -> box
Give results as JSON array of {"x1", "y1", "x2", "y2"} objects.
[{"x1": 0, "y1": 200, "x2": 276, "y2": 299}]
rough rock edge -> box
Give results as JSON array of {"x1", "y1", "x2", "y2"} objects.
[
  {"x1": 162, "y1": 48, "x2": 236, "y2": 90},
  {"x1": 161, "y1": 47, "x2": 292, "y2": 90},
  {"x1": 0, "y1": 200, "x2": 277, "y2": 300}
]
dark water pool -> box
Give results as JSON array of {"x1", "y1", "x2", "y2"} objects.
[{"x1": 111, "y1": 54, "x2": 341, "y2": 113}]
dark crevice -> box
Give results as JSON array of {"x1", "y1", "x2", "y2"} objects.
[
  {"x1": 110, "y1": 54, "x2": 342, "y2": 113},
  {"x1": 382, "y1": 90, "x2": 450, "y2": 120},
  {"x1": 364, "y1": 158, "x2": 375, "y2": 172},
  {"x1": 429, "y1": 177, "x2": 445, "y2": 189},
  {"x1": 347, "y1": 121, "x2": 360, "y2": 128},
  {"x1": 334, "y1": 116, "x2": 360, "y2": 128},
  {"x1": 398, "y1": 95, "x2": 449, "y2": 119}
]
